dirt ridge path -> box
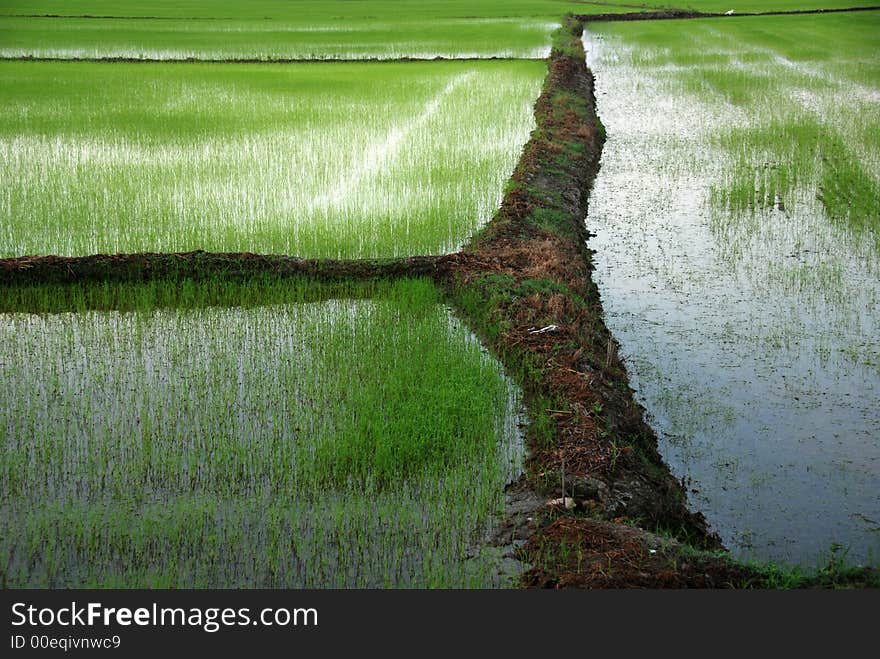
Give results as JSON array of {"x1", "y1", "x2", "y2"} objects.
[
  {"x1": 0, "y1": 251, "x2": 465, "y2": 285},
  {"x1": 0, "y1": 56, "x2": 544, "y2": 64},
  {"x1": 575, "y1": 4, "x2": 880, "y2": 22}
]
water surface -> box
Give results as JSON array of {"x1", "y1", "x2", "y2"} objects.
[{"x1": 583, "y1": 27, "x2": 879, "y2": 566}]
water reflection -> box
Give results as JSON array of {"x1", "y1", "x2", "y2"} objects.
[{"x1": 583, "y1": 28, "x2": 880, "y2": 566}]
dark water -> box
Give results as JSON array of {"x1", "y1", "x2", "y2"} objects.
[{"x1": 583, "y1": 30, "x2": 880, "y2": 566}]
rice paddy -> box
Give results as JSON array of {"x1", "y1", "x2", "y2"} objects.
[
  {"x1": 583, "y1": 12, "x2": 880, "y2": 565},
  {"x1": 4, "y1": 0, "x2": 879, "y2": 590},
  {"x1": 0, "y1": 0, "x2": 601, "y2": 61},
  {"x1": 0, "y1": 17, "x2": 560, "y2": 61},
  {"x1": 0, "y1": 0, "x2": 584, "y2": 21},
  {"x1": 0, "y1": 0, "x2": 557, "y2": 591},
  {"x1": 0, "y1": 59, "x2": 544, "y2": 258},
  {"x1": 0, "y1": 278, "x2": 525, "y2": 587}
]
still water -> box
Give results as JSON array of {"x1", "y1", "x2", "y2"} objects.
[{"x1": 583, "y1": 29, "x2": 879, "y2": 566}]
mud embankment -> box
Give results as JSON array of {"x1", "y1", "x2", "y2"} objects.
[
  {"x1": 574, "y1": 5, "x2": 880, "y2": 23},
  {"x1": 440, "y1": 16, "x2": 774, "y2": 587},
  {"x1": 0, "y1": 250, "x2": 462, "y2": 285},
  {"x1": 574, "y1": 9, "x2": 708, "y2": 22},
  {"x1": 487, "y1": 13, "x2": 877, "y2": 588},
  {"x1": 1, "y1": 55, "x2": 538, "y2": 64}
]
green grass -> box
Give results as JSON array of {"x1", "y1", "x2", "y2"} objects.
[
  {"x1": 0, "y1": 277, "x2": 525, "y2": 587},
  {"x1": 0, "y1": 275, "x2": 384, "y2": 314},
  {"x1": 0, "y1": 59, "x2": 544, "y2": 258},
  {"x1": 744, "y1": 543, "x2": 880, "y2": 588}
]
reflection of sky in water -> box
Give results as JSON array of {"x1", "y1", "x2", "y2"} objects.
[
  {"x1": 0, "y1": 62, "x2": 543, "y2": 258},
  {"x1": 0, "y1": 300, "x2": 525, "y2": 587},
  {"x1": 583, "y1": 30, "x2": 880, "y2": 566}
]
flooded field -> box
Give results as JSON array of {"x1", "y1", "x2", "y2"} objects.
[
  {"x1": 583, "y1": 14, "x2": 880, "y2": 566},
  {"x1": 0, "y1": 60, "x2": 543, "y2": 258},
  {"x1": 0, "y1": 278, "x2": 524, "y2": 587},
  {"x1": 0, "y1": 16, "x2": 559, "y2": 60}
]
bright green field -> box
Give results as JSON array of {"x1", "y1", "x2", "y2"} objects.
[
  {"x1": 21, "y1": 0, "x2": 868, "y2": 61},
  {"x1": 0, "y1": 1, "x2": 588, "y2": 60},
  {"x1": 592, "y1": 11, "x2": 880, "y2": 250},
  {"x1": 0, "y1": 16, "x2": 561, "y2": 60},
  {"x1": 0, "y1": 1, "x2": 585, "y2": 20},
  {"x1": 0, "y1": 278, "x2": 524, "y2": 587},
  {"x1": 1, "y1": 0, "x2": 876, "y2": 64},
  {"x1": 3, "y1": 1, "x2": 877, "y2": 20},
  {"x1": 0, "y1": 59, "x2": 544, "y2": 258}
]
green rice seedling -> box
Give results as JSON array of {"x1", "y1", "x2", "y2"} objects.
[
  {"x1": 0, "y1": 16, "x2": 560, "y2": 61},
  {"x1": 3, "y1": 1, "x2": 875, "y2": 22},
  {"x1": 593, "y1": 13, "x2": 880, "y2": 246},
  {"x1": 579, "y1": 0, "x2": 880, "y2": 12},
  {"x1": 0, "y1": 277, "x2": 525, "y2": 587},
  {"x1": 0, "y1": 0, "x2": 632, "y2": 61},
  {"x1": 0, "y1": 1, "x2": 583, "y2": 22},
  {"x1": 0, "y1": 60, "x2": 544, "y2": 258}
]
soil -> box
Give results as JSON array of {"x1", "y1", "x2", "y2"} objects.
[
  {"x1": 0, "y1": 250, "x2": 460, "y2": 285},
  {"x1": 572, "y1": 6, "x2": 880, "y2": 23},
  {"x1": 519, "y1": 516, "x2": 758, "y2": 588},
  {"x1": 5, "y1": 56, "x2": 534, "y2": 64},
  {"x1": 438, "y1": 18, "x2": 748, "y2": 586},
  {"x1": 573, "y1": 9, "x2": 708, "y2": 23}
]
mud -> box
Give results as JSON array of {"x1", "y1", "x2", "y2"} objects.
[
  {"x1": 0, "y1": 55, "x2": 542, "y2": 64},
  {"x1": 0, "y1": 250, "x2": 463, "y2": 285},
  {"x1": 573, "y1": 6, "x2": 880, "y2": 23},
  {"x1": 1, "y1": 14, "x2": 233, "y2": 21},
  {"x1": 441, "y1": 20, "x2": 734, "y2": 581},
  {"x1": 520, "y1": 517, "x2": 758, "y2": 588},
  {"x1": 574, "y1": 10, "x2": 709, "y2": 23}
]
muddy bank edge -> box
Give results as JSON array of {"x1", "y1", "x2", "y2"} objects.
[
  {"x1": 444, "y1": 17, "x2": 768, "y2": 588},
  {"x1": 446, "y1": 15, "x2": 880, "y2": 589}
]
